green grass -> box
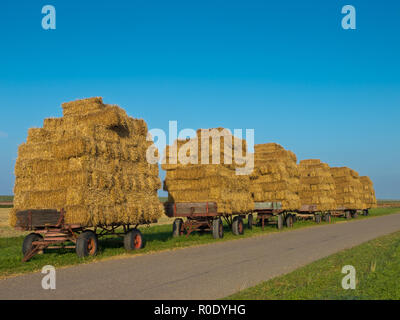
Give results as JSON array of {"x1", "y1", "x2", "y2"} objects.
[
  {"x1": 0, "y1": 207, "x2": 399, "y2": 278},
  {"x1": 226, "y1": 230, "x2": 400, "y2": 300},
  {"x1": 0, "y1": 196, "x2": 13, "y2": 202}
]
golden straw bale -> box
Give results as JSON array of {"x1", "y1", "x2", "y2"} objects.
[
  {"x1": 360, "y1": 176, "x2": 377, "y2": 209},
  {"x1": 254, "y1": 143, "x2": 284, "y2": 153},
  {"x1": 330, "y1": 167, "x2": 364, "y2": 210},
  {"x1": 10, "y1": 97, "x2": 163, "y2": 227},
  {"x1": 250, "y1": 143, "x2": 300, "y2": 210},
  {"x1": 62, "y1": 97, "x2": 105, "y2": 117},
  {"x1": 298, "y1": 160, "x2": 337, "y2": 211},
  {"x1": 162, "y1": 130, "x2": 253, "y2": 214}
]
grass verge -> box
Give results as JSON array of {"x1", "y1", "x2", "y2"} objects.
[
  {"x1": 0, "y1": 207, "x2": 399, "y2": 279},
  {"x1": 0, "y1": 196, "x2": 13, "y2": 202},
  {"x1": 225, "y1": 229, "x2": 400, "y2": 300}
]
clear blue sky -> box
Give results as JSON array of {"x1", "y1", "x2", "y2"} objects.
[{"x1": 0, "y1": 0, "x2": 399, "y2": 198}]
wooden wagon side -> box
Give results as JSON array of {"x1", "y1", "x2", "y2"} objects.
[
  {"x1": 252, "y1": 202, "x2": 295, "y2": 230},
  {"x1": 15, "y1": 209, "x2": 150, "y2": 262},
  {"x1": 164, "y1": 202, "x2": 251, "y2": 238}
]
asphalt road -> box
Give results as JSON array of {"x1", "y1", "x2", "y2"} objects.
[{"x1": 1, "y1": 213, "x2": 400, "y2": 300}]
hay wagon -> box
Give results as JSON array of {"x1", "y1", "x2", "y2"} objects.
[
  {"x1": 295, "y1": 205, "x2": 333, "y2": 223},
  {"x1": 252, "y1": 202, "x2": 294, "y2": 230},
  {"x1": 330, "y1": 207, "x2": 364, "y2": 219},
  {"x1": 164, "y1": 202, "x2": 252, "y2": 239},
  {"x1": 15, "y1": 209, "x2": 150, "y2": 262}
]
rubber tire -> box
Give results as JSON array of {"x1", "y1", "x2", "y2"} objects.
[
  {"x1": 363, "y1": 210, "x2": 369, "y2": 216},
  {"x1": 172, "y1": 218, "x2": 184, "y2": 237},
  {"x1": 247, "y1": 214, "x2": 253, "y2": 230},
  {"x1": 76, "y1": 230, "x2": 98, "y2": 258},
  {"x1": 315, "y1": 214, "x2": 321, "y2": 223},
  {"x1": 352, "y1": 211, "x2": 358, "y2": 219},
  {"x1": 124, "y1": 229, "x2": 144, "y2": 251},
  {"x1": 345, "y1": 211, "x2": 351, "y2": 219},
  {"x1": 22, "y1": 233, "x2": 43, "y2": 256},
  {"x1": 292, "y1": 215, "x2": 298, "y2": 223},
  {"x1": 232, "y1": 216, "x2": 244, "y2": 236},
  {"x1": 277, "y1": 214, "x2": 283, "y2": 230},
  {"x1": 324, "y1": 213, "x2": 331, "y2": 223},
  {"x1": 285, "y1": 214, "x2": 294, "y2": 228},
  {"x1": 212, "y1": 218, "x2": 224, "y2": 239}
]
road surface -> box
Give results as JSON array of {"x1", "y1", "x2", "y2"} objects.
[{"x1": 1, "y1": 213, "x2": 400, "y2": 300}]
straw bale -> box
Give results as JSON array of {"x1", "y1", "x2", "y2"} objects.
[
  {"x1": 360, "y1": 176, "x2": 377, "y2": 209},
  {"x1": 10, "y1": 97, "x2": 163, "y2": 227},
  {"x1": 162, "y1": 130, "x2": 253, "y2": 214},
  {"x1": 61, "y1": 97, "x2": 104, "y2": 117},
  {"x1": 298, "y1": 159, "x2": 337, "y2": 211},
  {"x1": 330, "y1": 167, "x2": 363, "y2": 210},
  {"x1": 250, "y1": 143, "x2": 300, "y2": 210}
]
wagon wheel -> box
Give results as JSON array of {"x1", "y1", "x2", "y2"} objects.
[
  {"x1": 124, "y1": 229, "x2": 144, "y2": 251},
  {"x1": 315, "y1": 214, "x2": 321, "y2": 223},
  {"x1": 212, "y1": 218, "x2": 224, "y2": 239},
  {"x1": 324, "y1": 213, "x2": 332, "y2": 223},
  {"x1": 22, "y1": 233, "x2": 43, "y2": 257},
  {"x1": 277, "y1": 214, "x2": 283, "y2": 230},
  {"x1": 76, "y1": 230, "x2": 98, "y2": 258},
  {"x1": 247, "y1": 214, "x2": 254, "y2": 230},
  {"x1": 172, "y1": 218, "x2": 184, "y2": 237},
  {"x1": 345, "y1": 211, "x2": 351, "y2": 220},
  {"x1": 285, "y1": 214, "x2": 294, "y2": 228},
  {"x1": 232, "y1": 216, "x2": 244, "y2": 235}
]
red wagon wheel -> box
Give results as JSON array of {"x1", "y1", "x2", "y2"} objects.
[
  {"x1": 124, "y1": 229, "x2": 144, "y2": 251},
  {"x1": 76, "y1": 230, "x2": 98, "y2": 258},
  {"x1": 232, "y1": 216, "x2": 244, "y2": 235}
]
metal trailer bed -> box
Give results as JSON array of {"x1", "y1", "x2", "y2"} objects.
[
  {"x1": 164, "y1": 202, "x2": 252, "y2": 238},
  {"x1": 252, "y1": 202, "x2": 295, "y2": 230},
  {"x1": 296, "y1": 206, "x2": 369, "y2": 223},
  {"x1": 295, "y1": 205, "x2": 333, "y2": 223},
  {"x1": 15, "y1": 209, "x2": 151, "y2": 262},
  {"x1": 330, "y1": 207, "x2": 367, "y2": 219}
]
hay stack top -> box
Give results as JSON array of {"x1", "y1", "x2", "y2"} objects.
[
  {"x1": 11, "y1": 97, "x2": 163, "y2": 227},
  {"x1": 162, "y1": 127, "x2": 248, "y2": 170}
]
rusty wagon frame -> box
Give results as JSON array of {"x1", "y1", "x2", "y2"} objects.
[
  {"x1": 295, "y1": 205, "x2": 333, "y2": 224},
  {"x1": 252, "y1": 202, "x2": 295, "y2": 230},
  {"x1": 330, "y1": 207, "x2": 366, "y2": 219},
  {"x1": 164, "y1": 202, "x2": 252, "y2": 239},
  {"x1": 15, "y1": 209, "x2": 149, "y2": 262},
  {"x1": 295, "y1": 205, "x2": 368, "y2": 223}
]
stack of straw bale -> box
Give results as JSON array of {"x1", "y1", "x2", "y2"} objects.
[
  {"x1": 10, "y1": 97, "x2": 163, "y2": 227},
  {"x1": 360, "y1": 176, "x2": 377, "y2": 209},
  {"x1": 249, "y1": 143, "x2": 301, "y2": 210},
  {"x1": 298, "y1": 159, "x2": 337, "y2": 211},
  {"x1": 162, "y1": 128, "x2": 253, "y2": 214},
  {"x1": 330, "y1": 167, "x2": 364, "y2": 210}
]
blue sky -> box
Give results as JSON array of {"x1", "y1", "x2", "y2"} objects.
[{"x1": 0, "y1": 0, "x2": 399, "y2": 198}]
